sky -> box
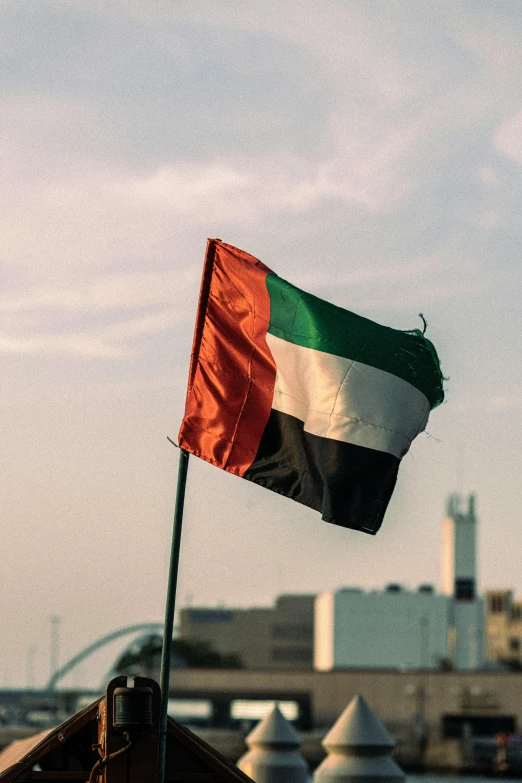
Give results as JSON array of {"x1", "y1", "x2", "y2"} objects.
[{"x1": 1, "y1": 0, "x2": 521, "y2": 688}]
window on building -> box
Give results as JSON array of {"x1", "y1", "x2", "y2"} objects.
[
  {"x1": 455, "y1": 579, "x2": 475, "y2": 600},
  {"x1": 490, "y1": 596, "x2": 505, "y2": 614},
  {"x1": 509, "y1": 638, "x2": 520, "y2": 653},
  {"x1": 512, "y1": 606, "x2": 522, "y2": 621},
  {"x1": 231, "y1": 700, "x2": 299, "y2": 722},
  {"x1": 186, "y1": 609, "x2": 234, "y2": 623}
]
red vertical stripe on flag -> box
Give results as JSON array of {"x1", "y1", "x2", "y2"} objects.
[{"x1": 178, "y1": 239, "x2": 277, "y2": 476}]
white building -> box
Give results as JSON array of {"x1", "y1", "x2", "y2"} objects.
[
  {"x1": 442, "y1": 494, "x2": 484, "y2": 670},
  {"x1": 314, "y1": 585, "x2": 450, "y2": 671},
  {"x1": 315, "y1": 493, "x2": 485, "y2": 672},
  {"x1": 442, "y1": 494, "x2": 477, "y2": 600}
]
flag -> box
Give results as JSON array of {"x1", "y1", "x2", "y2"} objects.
[{"x1": 178, "y1": 239, "x2": 444, "y2": 534}]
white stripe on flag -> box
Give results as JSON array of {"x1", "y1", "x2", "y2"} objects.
[{"x1": 266, "y1": 333, "x2": 430, "y2": 458}]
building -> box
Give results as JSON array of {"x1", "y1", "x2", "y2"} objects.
[
  {"x1": 315, "y1": 584, "x2": 449, "y2": 670},
  {"x1": 441, "y1": 494, "x2": 477, "y2": 600},
  {"x1": 442, "y1": 494, "x2": 484, "y2": 670},
  {"x1": 485, "y1": 589, "x2": 522, "y2": 665},
  {"x1": 315, "y1": 493, "x2": 485, "y2": 671},
  {"x1": 181, "y1": 494, "x2": 489, "y2": 673},
  {"x1": 156, "y1": 665, "x2": 522, "y2": 741},
  {"x1": 179, "y1": 594, "x2": 315, "y2": 669}
]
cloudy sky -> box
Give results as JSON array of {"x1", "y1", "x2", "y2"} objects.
[{"x1": 1, "y1": 0, "x2": 521, "y2": 687}]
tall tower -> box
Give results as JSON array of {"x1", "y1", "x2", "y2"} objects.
[
  {"x1": 441, "y1": 493, "x2": 484, "y2": 670},
  {"x1": 441, "y1": 494, "x2": 477, "y2": 599}
]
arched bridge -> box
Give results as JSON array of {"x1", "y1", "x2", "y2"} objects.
[{"x1": 47, "y1": 623, "x2": 164, "y2": 690}]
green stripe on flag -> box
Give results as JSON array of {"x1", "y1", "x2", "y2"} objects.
[{"x1": 266, "y1": 273, "x2": 444, "y2": 409}]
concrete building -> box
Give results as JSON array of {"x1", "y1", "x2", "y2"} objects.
[
  {"x1": 181, "y1": 494, "x2": 487, "y2": 673},
  {"x1": 179, "y1": 594, "x2": 315, "y2": 669},
  {"x1": 442, "y1": 494, "x2": 484, "y2": 670},
  {"x1": 315, "y1": 493, "x2": 485, "y2": 672},
  {"x1": 315, "y1": 585, "x2": 449, "y2": 671},
  {"x1": 442, "y1": 494, "x2": 477, "y2": 600},
  {"x1": 156, "y1": 665, "x2": 522, "y2": 741},
  {"x1": 485, "y1": 589, "x2": 522, "y2": 664}
]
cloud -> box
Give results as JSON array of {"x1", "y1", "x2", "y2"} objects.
[
  {"x1": 0, "y1": 332, "x2": 129, "y2": 359},
  {"x1": 352, "y1": 277, "x2": 487, "y2": 314},
  {"x1": 0, "y1": 307, "x2": 185, "y2": 359},
  {"x1": 291, "y1": 258, "x2": 436, "y2": 290},
  {"x1": 465, "y1": 207, "x2": 505, "y2": 230},
  {"x1": 0, "y1": 267, "x2": 198, "y2": 361},
  {"x1": 4, "y1": 1, "x2": 518, "y2": 234},
  {"x1": 112, "y1": 164, "x2": 253, "y2": 220},
  {"x1": 1, "y1": 0, "x2": 521, "y2": 354},
  {"x1": 0, "y1": 147, "x2": 427, "y2": 283},
  {"x1": 0, "y1": 160, "x2": 230, "y2": 274},
  {"x1": 2, "y1": 0, "x2": 522, "y2": 295},
  {"x1": 494, "y1": 109, "x2": 522, "y2": 165},
  {"x1": 0, "y1": 269, "x2": 199, "y2": 314},
  {"x1": 476, "y1": 165, "x2": 500, "y2": 188},
  {"x1": 449, "y1": 5, "x2": 522, "y2": 81}
]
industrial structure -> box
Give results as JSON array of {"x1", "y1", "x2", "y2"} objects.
[
  {"x1": 151, "y1": 664, "x2": 522, "y2": 769},
  {"x1": 3, "y1": 493, "x2": 522, "y2": 774},
  {"x1": 442, "y1": 494, "x2": 484, "y2": 670},
  {"x1": 314, "y1": 585, "x2": 449, "y2": 670},
  {"x1": 315, "y1": 493, "x2": 484, "y2": 671},
  {"x1": 484, "y1": 589, "x2": 522, "y2": 665},
  {"x1": 180, "y1": 594, "x2": 314, "y2": 669},
  {"x1": 179, "y1": 493, "x2": 496, "y2": 673}
]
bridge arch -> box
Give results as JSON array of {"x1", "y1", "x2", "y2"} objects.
[{"x1": 47, "y1": 623, "x2": 164, "y2": 690}]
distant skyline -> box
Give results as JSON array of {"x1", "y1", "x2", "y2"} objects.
[{"x1": 1, "y1": 0, "x2": 521, "y2": 688}]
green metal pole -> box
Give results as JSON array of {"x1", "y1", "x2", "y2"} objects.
[{"x1": 157, "y1": 447, "x2": 190, "y2": 783}]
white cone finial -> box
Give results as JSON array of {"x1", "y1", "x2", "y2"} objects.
[{"x1": 237, "y1": 705, "x2": 309, "y2": 783}]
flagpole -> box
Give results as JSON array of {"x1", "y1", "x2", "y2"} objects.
[{"x1": 158, "y1": 446, "x2": 190, "y2": 783}]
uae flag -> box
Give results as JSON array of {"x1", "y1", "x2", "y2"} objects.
[{"x1": 178, "y1": 239, "x2": 444, "y2": 534}]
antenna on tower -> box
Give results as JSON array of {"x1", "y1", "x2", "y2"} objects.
[{"x1": 456, "y1": 442, "x2": 466, "y2": 495}]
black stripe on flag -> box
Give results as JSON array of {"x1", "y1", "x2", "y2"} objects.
[{"x1": 243, "y1": 410, "x2": 400, "y2": 534}]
